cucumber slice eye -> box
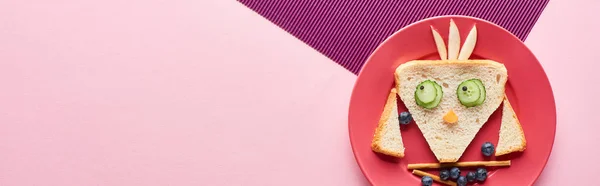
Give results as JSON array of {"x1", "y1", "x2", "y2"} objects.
[
  {"x1": 457, "y1": 79, "x2": 486, "y2": 107},
  {"x1": 415, "y1": 80, "x2": 443, "y2": 109}
]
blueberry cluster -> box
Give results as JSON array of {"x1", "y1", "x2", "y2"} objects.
[
  {"x1": 420, "y1": 142, "x2": 497, "y2": 186},
  {"x1": 430, "y1": 167, "x2": 487, "y2": 186}
]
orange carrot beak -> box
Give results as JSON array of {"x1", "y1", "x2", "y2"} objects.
[{"x1": 443, "y1": 109, "x2": 458, "y2": 124}]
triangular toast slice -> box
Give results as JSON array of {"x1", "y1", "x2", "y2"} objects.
[
  {"x1": 495, "y1": 96, "x2": 527, "y2": 156},
  {"x1": 371, "y1": 88, "x2": 405, "y2": 158},
  {"x1": 394, "y1": 60, "x2": 507, "y2": 162}
]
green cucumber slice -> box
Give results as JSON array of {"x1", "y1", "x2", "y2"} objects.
[
  {"x1": 415, "y1": 80, "x2": 443, "y2": 109},
  {"x1": 422, "y1": 83, "x2": 443, "y2": 109},
  {"x1": 415, "y1": 80, "x2": 437, "y2": 104},
  {"x1": 457, "y1": 80, "x2": 481, "y2": 107},
  {"x1": 471, "y1": 79, "x2": 486, "y2": 106}
]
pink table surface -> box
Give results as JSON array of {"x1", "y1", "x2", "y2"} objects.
[{"x1": 0, "y1": 0, "x2": 597, "y2": 185}]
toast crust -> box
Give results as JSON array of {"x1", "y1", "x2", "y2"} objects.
[
  {"x1": 371, "y1": 88, "x2": 405, "y2": 158},
  {"x1": 439, "y1": 158, "x2": 459, "y2": 163},
  {"x1": 495, "y1": 97, "x2": 527, "y2": 156}
]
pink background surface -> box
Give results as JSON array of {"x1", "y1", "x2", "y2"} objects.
[{"x1": 0, "y1": 0, "x2": 597, "y2": 185}]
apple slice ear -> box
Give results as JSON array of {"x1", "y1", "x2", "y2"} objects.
[
  {"x1": 447, "y1": 19, "x2": 460, "y2": 60},
  {"x1": 430, "y1": 26, "x2": 447, "y2": 60},
  {"x1": 458, "y1": 25, "x2": 478, "y2": 60}
]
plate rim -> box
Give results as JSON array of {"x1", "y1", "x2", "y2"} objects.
[{"x1": 347, "y1": 15, "x2": 557, "y2": 185}]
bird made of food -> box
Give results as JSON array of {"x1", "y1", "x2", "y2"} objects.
[{"x1": 374, "y1": 19, "x2": 527, "y2": 163}]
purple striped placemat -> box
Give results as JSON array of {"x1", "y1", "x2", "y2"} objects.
[{"x1": 239, "y1": 0, "x2": 549, "y2": 74}]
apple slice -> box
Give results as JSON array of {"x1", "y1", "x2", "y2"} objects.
[
  {"x1": 430, "y1": 26, "x2": 447, "y2": 60},
  {"x1": 447, "y1": 19, "x2": 460, "y2": 60},
  {"x1": 458, "y1": 25, "x2": 478, "y2": 60}
]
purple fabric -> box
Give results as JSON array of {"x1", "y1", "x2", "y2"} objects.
[{"x1": 239, "y1": 0, "x2": 549, "y2": 74}]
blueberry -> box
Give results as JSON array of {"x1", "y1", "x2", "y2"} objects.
[
  {"x1": 421, "y1": 176, "x2": 433, "y2": 186},
  {"x1": 449, "y1": 167, "x2": 461, "y2": 180},
  {"x1": 399, "y1": 111, "x2": 412, "y2": 125},
  {"x1": 439, "y1": 169, "x2": 450, "y2": 181},
  {"x1": 476, "y1": 168, "x2": 488, "y2": 182},
  {"x1": 481, "y1": 142, "x2": 495, "y2": 157},
  {"x1": 457, "y1": 176, "x2": 467, "y2": 186},
  {"x1": 466, "y1": 171, "x2": 477, "y2": 182}
]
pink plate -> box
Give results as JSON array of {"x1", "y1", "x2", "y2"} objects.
[{"x1": 348, "y1": 15, "x2": 556, "y2": 186}]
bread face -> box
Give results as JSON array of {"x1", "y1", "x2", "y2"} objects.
[
  {"x1": 394, "y1": 60, "x2": 507, "y2": 162},
  {"x1": 371, "y1": 88, "x2": 405, "y2": 158},
  {"x1": 496, "y1": 97, "x2": 527, "y2": 156}
]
